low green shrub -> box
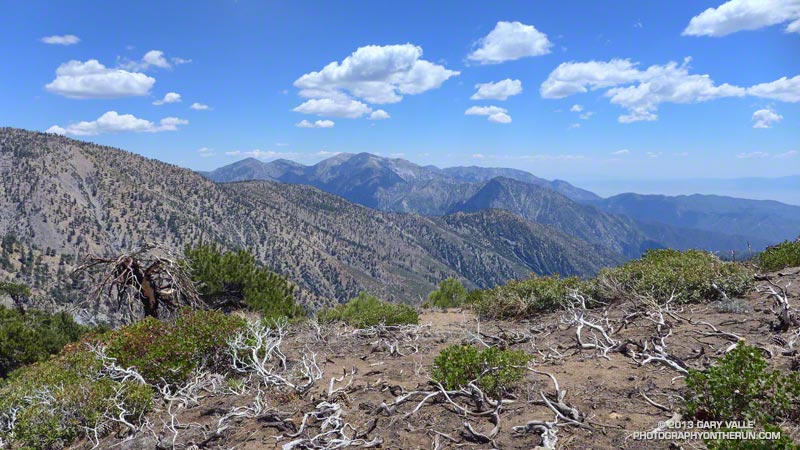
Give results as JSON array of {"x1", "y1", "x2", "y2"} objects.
[
  {"x1": 469, "y1": 275, "x2": 594, "y2": 319},
  {"x1": 0, "y1": 305, "x2": 94, "y2": 378},
  {"x1": 686, "y1": 342, "x2": 800, "y2": 423},
  {"x1": 185, "y1": 243, "x2": 305, "y2": 320},
  {"x1": 0, "y1": 349, "x2": 153, "y2": 449},
  {"x1": 103, "y1": 309, "x2": 246, "y2": 385},
  {"x1": 431, "y1": 345, "x2": 531, "y2": 398},
  {"x1": 428, "y1": 278, "x2": 467, "y2": 309},
  {"x1": 598, "y1": 249, "x2": 753, "y2": 304},
  {"x1": 0, "y1": 282, "x2": 30, "y2": 312},
  {"x1": 317, "y1": 292, "x2": 418, "y2": 328},
  {"x1": 758, "y1": 240, "x2": 800, "y2": 273},
  {"x1": 685, "y1": 342, "x2": 800, "y2": 449}
]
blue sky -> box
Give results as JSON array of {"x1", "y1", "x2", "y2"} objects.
[{"x1": 1, "y1": 0, "x2": 798, "y2": 184}]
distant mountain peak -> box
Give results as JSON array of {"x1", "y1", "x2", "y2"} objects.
[{"x1": 202, "y1": 152, "x2": 600, "y2": 203}]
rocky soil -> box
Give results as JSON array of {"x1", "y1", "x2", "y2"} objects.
[{"x1": 69, "y1": 268, "x2": 800, "y2": 450}]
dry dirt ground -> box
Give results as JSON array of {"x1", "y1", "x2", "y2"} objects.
[{"x1": 77, "y1": 268, "x2": 800, "y2": 450}]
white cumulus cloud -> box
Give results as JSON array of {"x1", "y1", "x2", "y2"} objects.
[
  {"x1": 752, "y1": 107, "x2": 783, "y2": 128},
  {"x1": 296, "y1": 119, "x2": 335, "y2": 128},
  {"x1": 540, "y1": 59, "x2": 643, "y2": 99},
  {"x1": 369, "y1": 110, "x2": 390, "y2": 120},
  {"x1": 747, "y1": 75, "x2": 800, "y2": 102},
  {"x1": 569, "y1": 104, "x2": 593, "y2": 119},
  {"x1": 467, "y1": 21, "x2": 552, "y2": 64},
  {"x1": 190, "y1": 102, "x2": 211, "y2": 110},
  {"x1": 46, "y1": 111, "x2": 187, "y2": 135},
  {"x1": 470, "y1": 79, "x2": 523, "y2": 100},
  {"x1": 118, "y1": 50, "x2": 190, "y2": 71},
  {"x1": 40, "y1": 34, "x2": 80, "y2": 45},
  {"x1": 683, "y1": 0, "x2": 800, "y2": 37},
  {"x1": 293, "y1": 98, "x2": 372, "y2": 118},
  {"x1": 45, "y1": 59, "x2": 155, "y2": 99},
  {"x1": 293, "y1": 43, "x2": 459, "y2": 115},
  {"x1": 465, "y1": 106, "x2": 512, "y2": 123},
  {"x1": 612, "y1": 149, "x2": 630, "y2": 155},
  {"x1": 541, "y1": 57, "x2": 746, "y2": 123},
  {"x1": 153, "y1": 92, "x2": 182, "y2": 105}
]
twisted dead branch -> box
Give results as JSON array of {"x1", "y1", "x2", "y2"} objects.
[
  {"x1": 72, "y1": 242, "x2": 202, "y2": 321},
  {"x1": 350, "y1": 324, "x2": 430, "y2": 357},
  {"x1": 758, "y1": 279, "x2": 799, "y2": 333},
  {"x1": 282, "y1": 401, "x2": 382, "y2": 450},
  {"x1": 514, "y1": 368, "x2": 588, "y2": 449},
  {"x1": 228, "y1": 319, "x2": 323, "y2": 394},
  {"x1": 564, "y1": 291, "x2": 621, "y2": 359}
]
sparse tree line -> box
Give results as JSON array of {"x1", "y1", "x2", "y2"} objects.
[{"x1": 0, "y1": 240, "x2": 798, "y2": 448}]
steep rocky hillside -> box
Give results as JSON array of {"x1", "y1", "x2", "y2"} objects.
[
  {"x1": 0, "y1": 128, "x2": 621, "y2": 306},
  {"x1": 450, "y1": 177, "x2": 771, "y2": 258}
]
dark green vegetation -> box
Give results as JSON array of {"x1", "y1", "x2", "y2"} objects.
[
  {"x1": 103, "y1": 310, "x2": 246, "y2": 385},
  {"x1": 469, "y1": 275, "x2": 592, "y2": 320},
  {"x1": 431, "y1": 345, "x2": 531, "y2": 398},
  {"x1": 427, "y1": 277, "x2": 467, "y2": 308},
  {"x1": 0, "y1": 282, "x2": 30, "y2": 312},
  {"x1": 318, "y1": 292, "x2": 419, "y2": 328},
  {"x1": 685, "y1": 343, "x2": 800, "y2": 450},
  {"x1": 185, "y1": 243, "x2": 303, "y2": 319},
  {"x1": 467, "y1": 249, "x2": 754, "y2": 320},
  {"x1": 758, "y1": 240, "x2": 800, "y2": 272},
  {"x1": 0, "y1": 345, "x2": 154, "y2": 449},
  {"x1": 0, "y1": 309, "x2": 244, "y2": 448},
  {"x1": 0, "y1": 304, "x2": 94, "y2": 378},
  {"x1": 598, "y1": 249, "x2": 754, "y2": 304}
]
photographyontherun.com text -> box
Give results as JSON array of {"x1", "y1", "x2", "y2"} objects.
[{"x1": 631, "y1": 421, "x2": 782, "y2": 441}]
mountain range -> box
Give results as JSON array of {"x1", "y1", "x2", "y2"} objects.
[
  {"x1": 588, "y1": 193, "x2": 800, "y2": 246},
  {"x1": 3, "y1": 128, "x2": 796, "y2": 309},
  {"x1": 0, "y1": 128, "x2": 622, "y2": 307},
  {"x1": 202, "y1": 153, "x2": 794, "y2": 257}
]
